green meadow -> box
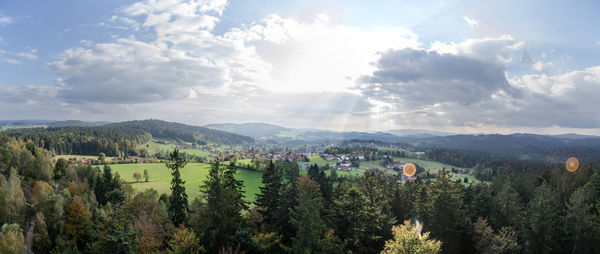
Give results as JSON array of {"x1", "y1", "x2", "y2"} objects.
[
  {"x1": 111, "y1": 161, "x2": 365, "y2": 202},
  {"x1": 111, "y1": 163, "x2": 263, "y2": 201}
]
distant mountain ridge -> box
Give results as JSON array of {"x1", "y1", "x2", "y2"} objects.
[
  {"x1": 0, "y1": 119, "x2": 110, "y2": 127},
  {"x1": 205, "y1": 123, "x2": 290, "y2": 139}
]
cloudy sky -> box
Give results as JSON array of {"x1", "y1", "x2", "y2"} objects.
[{"x1": 1, "y1": 0, "x2": 599, "y2": 134}]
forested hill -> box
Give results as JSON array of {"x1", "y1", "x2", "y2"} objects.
[
  {"x1": 105, "y1": 120, "x2": 254, "y2": 144},
  {"x1": 205, "y1": 122, "x2": 290, "y2": 139},
  {"x1": 3, "y1": 120, "x2": 254, "y2": 156}
]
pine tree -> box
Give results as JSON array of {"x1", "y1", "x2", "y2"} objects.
[
  {"x1": 424, "y1": 169, "x2": 471, "y2": 254},
  {"x1": 167, "y1": 149, "x2": 188, "y2": 226},
  {"x1": 290, "y1": 176, "x2": 327, "y2": 253},
  {"x1": 526, "y1": 183, "x2": 559, "y2": 254},
  {"x1": 357, "y1": 170, "x2": 396, "y2": 253},
  {"x1": 199, "y1": 158, "x2": 248, "y2": 252},
  {"x1": 563, "y1": 186, "x2": 598, "y2": 253},
  {"x1": 254, "y1": 160, "x2": 283, "y2": 230},
  {"x1": 276, "y1": 161, "x2": 300, "y2": 244},
  {"x1": 334, "y1": 184, "x2": 370, "y2": 253},
  {"x1": 223, "y1": 160, "x2": 249, "y2": 214}
]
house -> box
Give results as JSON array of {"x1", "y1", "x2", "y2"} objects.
[
  {"x1": 336, "y1": 165, "x2": 350, "y2": 171},
  {"x1": 325, "y1": 155, "x2": 336, "y2": 161},
  {"x1": 340, "y1": 161, "x2": 352, "y2": 167},
  {"x1": 357, "y1": 154, "x2": 365, "y2": 160},
  {"x1": 80, "y1": 158, "x2": 94, "y2": 164}
]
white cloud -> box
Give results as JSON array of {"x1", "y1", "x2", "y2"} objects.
[
  {"x1": 47, "y1": 0, "x2": 419, "y2": 105},
  {"x1": 228, "y1": 14, "x2": 419, "y2": 92},
  {"x1": 0, "y1": 48, "x2": 38, "y2": 64},
  {"x1": 463, "y1": 16, "x2": 478, "y2": 29},
  {"x1": 0, "y1": 13, "x2": 13, "y2": 25},
  {"x1": 2, "y1": 58, "x2": 22, "y2": 64}
]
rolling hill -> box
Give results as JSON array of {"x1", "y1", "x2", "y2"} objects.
[
  {"x1": 205, "y1": 123, "x2": 290, "y2": 139},
  {"x1": 3, "y1": 119, "x2": 254, "y2": 156}
]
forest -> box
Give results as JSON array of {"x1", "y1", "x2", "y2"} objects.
[
  {"x1": 3, "y1": 120, "x2": 254, "y2": 157},
  {"x1": 1, "y1": 134, "x2": 600, "y2": 253}
]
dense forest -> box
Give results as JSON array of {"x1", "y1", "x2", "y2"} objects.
[
  {"x1": 3, "y1": 120, "x2": 254, "y2": 157},
  {"x1": 1, "y1": 134, "x2": 599, "y2": 253}
]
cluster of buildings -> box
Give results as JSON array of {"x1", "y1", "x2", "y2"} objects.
[
  {"x1": 78, "y1": 156, "x2": 154, "y2": 164},
  {"x1": 324, "y1": 153, "x2": 365, "y2": 161},
  {"x1": 270, "y1": 153, "x2": 309, "y2": 162}
]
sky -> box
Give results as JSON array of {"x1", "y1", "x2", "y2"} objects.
[{"x1": 1, "y1": 0, "x2": 599, "y2": 134}]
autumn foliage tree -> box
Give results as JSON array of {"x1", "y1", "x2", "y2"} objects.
[
  {"x1": 65, "y1": 196, "x2": 90, "y2": 248},
  {"x1": 133, "y1": 171, "x2": 142, "y2": 183},
  {"x1": 381, "y1": 220, "x2": 442, "y2": 254}
]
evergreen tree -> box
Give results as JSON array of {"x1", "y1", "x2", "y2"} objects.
[
  {"x1": 276, "y1": 161, "x2": 300, "y2": 244},
  {"x1": 526, "y1": 183, "x2": 559, "y2": 254},
  {"x1": 334, "y1": 184, "x2": 371, "y2": 253},
  {"x1": 473, "y1": 217, "x2": 520, "y2": 254},
  {"x1": 290, "y1": 176, "x2": 327, "y2": 253},
  {"x1": 357, "y1": 170, "x2": 396, "y2": 253},
  {"x1": 254, "y1": 160, "x2": 283, "y2": 230},
  {"x1": 143, "y1": 169, "x2": 149, "y2": 182},
  {"x1": 491, "y1": 180, "x2": 522, "y2": 228},
  {"x1": 563, "y1": 186, "x2": 599, "y2": 253},
  {"x1": 424, "y1": 169, "x2": 472, "y2": 254},
  {"x1": 167, "y1": 149, "x2": 188, "y2": 226},
  {"x1": 199, "y1": 158, "x2": 248, "y2": 252}
]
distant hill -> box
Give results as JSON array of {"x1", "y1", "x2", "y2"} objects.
[
  {"x1": 205, "y1": 123, "x2": 290, "y2": 139},
  {"x1": 110, "y1": 120, "x2": 254, "y2": 144},
  {"x1": 0, "y1": 119, "x2": 110, "y2": 128},
  {"x1": 206, "y1": 122, "x2": 408, "y2": 143},
  {"x1": 386, "y1": 129, "x2": 454, "y2": 138},
  {"x1": 406, "y1": 133, "x2": 600, "y2": 151},
  {"x1": 3, "y1": 120, "x2": 254, "y2": 156},
  {"x1": 48, "y1": 120, "x2": 95, "y2": 127}
]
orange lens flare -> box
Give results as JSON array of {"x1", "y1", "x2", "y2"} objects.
[
  {"x1": 403, "y1": 163, "x2": 416, "y2": 177},
  {"x1": 566, "y1": 157, "x2": 579, "y2": 172}
]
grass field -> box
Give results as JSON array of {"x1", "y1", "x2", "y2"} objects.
[
  {"x1": 111, "y1": 163, "x2": 263, "y2": 201},
  {"x1": 359, "y1": 158, "x2": 481, "y2": 184},
  {"x1": 110, "y1": 161, "x2": 366, "y2": 202},
  {"x1": 276, "y1": 130, "x2": 303, "y2": 139}
]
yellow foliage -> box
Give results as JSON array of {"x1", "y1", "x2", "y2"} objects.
[{"x1": 381, "y1": 220, "x2": 442, "y2": 254}]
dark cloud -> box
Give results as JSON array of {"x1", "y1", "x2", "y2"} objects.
[
  {"x1": 359, "y1": 48, "x2": 515, "y2": 107},
  {"x1": 358, "y1": 46, "x2": 600, "y2": 129}
]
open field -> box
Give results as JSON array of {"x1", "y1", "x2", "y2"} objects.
[
  {"x1": 111, "y1": 161, "x2": 366, "y2": 201},
  {"x1": 304, "y1": 156, "x2": 332, "y2": 166},
  {"x1": 111, "y1": 163, "x2": 263, "y2": 201}
]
